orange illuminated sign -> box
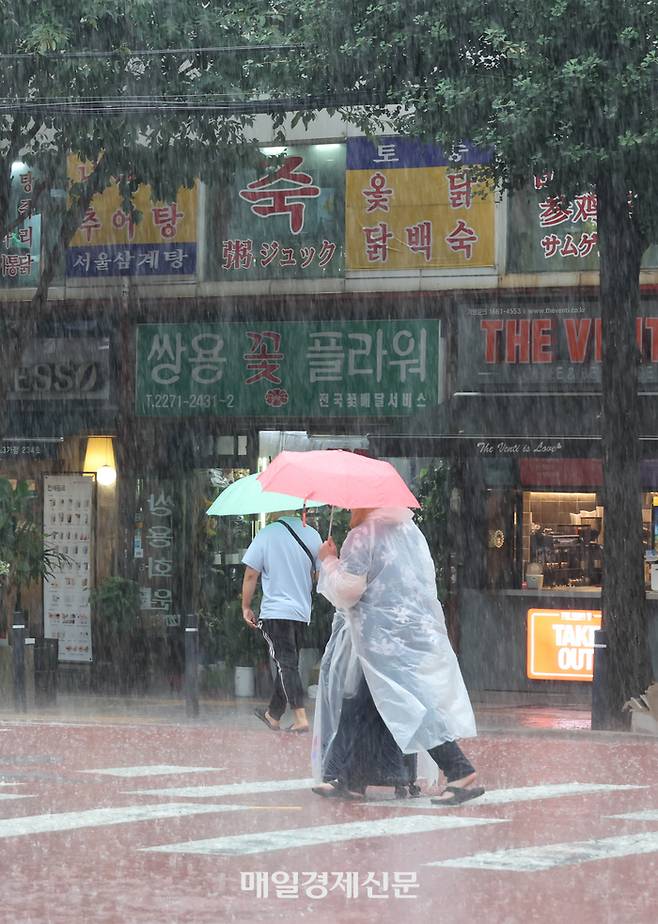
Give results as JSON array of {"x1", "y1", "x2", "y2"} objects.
[{"x1": 527, "y1": 608, "x2": 602, "y2": 681}]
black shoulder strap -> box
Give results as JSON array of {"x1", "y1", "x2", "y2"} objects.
[{"x1": 277, "y1": 520, "x2": 315, "y2": 568}]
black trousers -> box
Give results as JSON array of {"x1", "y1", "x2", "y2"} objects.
[
  {"x1": 323, "y1": 677, "x2": 416, "y2": 793},
  {"x1": 259, "y1": 619, "x2": 306, "y2": 719},
  {"x1": 427, "y1": 740, "x2": 475, "y2": 783}
]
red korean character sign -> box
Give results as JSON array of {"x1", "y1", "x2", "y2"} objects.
[
  {"x1": 506, "y1": 176, "x2": 616, "y2": 273},
  {"x1": 211, "y1": 144, "x2": 345, "y2": 280}
]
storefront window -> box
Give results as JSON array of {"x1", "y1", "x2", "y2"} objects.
[
  {"x1": 525, "y1": 492, "x2": 603, "y2": 589},
  {"x1": 481, "y1": 479, "x2": 658, "y2": 592}
]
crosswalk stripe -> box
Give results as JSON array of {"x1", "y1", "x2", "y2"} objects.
[
  {"x1": 143, "y1": 814, "x2": 506, "y2": 857},
  {"x1": 126, "y1": 778, "x2": 316, "y2": 799},
  {"x1": 366, "y1": 782, "x2": 643, "y2": 810},
  {"x1": 0, "y1": 803, "x2": 252, "y2": 839},
  {"x1": 0, "y1": 794, "x2": 33, "y2": 802},
  {"x1": 80, "y1": 765, "x2": 226, "y2": 778},
  {"x1": 429, "y1": 831, "x2": 658, "y2": 872},
  {"x1": 609, "y1": 810, "x2": 658, "y2": 822}
]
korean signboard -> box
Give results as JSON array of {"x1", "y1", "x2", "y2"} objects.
[
  {"x1": 507, "y1": 175, "x2": 658, "y2": 273},
  {"x1": 136, "y1": 320, "x2": 440, "y2": 418},
  {"x1": 345, "y1": 137, "x2": 495, "y2": 270},
  {"x1": 527, "y1": 608, "x2": 602, "y2": 681},
  {"x1": 0, "y1": 440, "x2": 61, "y2": 461},
  {"x1": 8, "y1": 338, "x2": 110, "y2": 402},
  {"x1": 135, "y1": 480, "x2": 179, "y2": 627},
  {"x1": 66, "y1": 156, "x2": 197, "y2": 279},
  {"x1": 207, "y1": 144, "x2": 344, "y2": 280},
  {"x1": 43, "y1": 475, "x2": 93, "y2": 663},
  {"x1": 457, "y1": 300, "x2": 658, "y2": 391},
  {"x1": 0, "y1": 163, "x2": 41, "y2": 287}
]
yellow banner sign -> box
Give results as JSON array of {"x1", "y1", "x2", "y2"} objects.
[
  {"x1": 345, "y1": 138, "x2": 495, "y2": 270},
  {"x1": 66, "y1": 156, "x2": 198, "y2": 278}
]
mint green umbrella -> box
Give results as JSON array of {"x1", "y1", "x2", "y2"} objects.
[{"x1": 206, "y1": 473, "x2": 325, "y2": 517}]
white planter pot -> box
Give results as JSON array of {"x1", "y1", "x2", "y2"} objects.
[
  {"x1": 299, "y1": 647, "x2": 320, "y2": 692},
  {"x1": 234, "y1": 665, "x2": 255, "y2": 698}
]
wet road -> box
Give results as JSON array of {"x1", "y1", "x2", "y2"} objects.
[{"x1": 0, "y1": 708, "x2": 656, "y2": 923}]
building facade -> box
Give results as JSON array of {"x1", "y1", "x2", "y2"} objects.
[{"x1": 3, "y1": 113, "x2": 658, "y2": 700}]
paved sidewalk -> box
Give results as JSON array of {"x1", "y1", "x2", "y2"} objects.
[
  {"x1": 0, "y1": 707, "x2": 657, "y2": 923},
  {"x1": 0, "y1": 690, "x2": 597, "y2": 734}
]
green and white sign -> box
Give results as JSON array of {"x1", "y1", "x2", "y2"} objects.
[{"x1": 136, "y1": 320, "x2": 440, "y2": 417}]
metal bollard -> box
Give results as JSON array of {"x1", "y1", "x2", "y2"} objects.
[
  {"x1": 184, "y1": 613, "x2": 199, "y2": 718},
  {"x1": 591, "y1": 628, "x2": 609, "y2": 729},
  {"x1": 12, "y1": 611, "x2": 26, "y2": 713}
]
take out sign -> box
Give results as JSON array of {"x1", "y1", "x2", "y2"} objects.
[{"x1": 527, "y1": 609, "x2": 602, "y2": 681}]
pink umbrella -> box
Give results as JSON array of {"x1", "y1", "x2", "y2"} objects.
[{"x1": 257, "y1": 450, "x2": 420, "y2": 510}]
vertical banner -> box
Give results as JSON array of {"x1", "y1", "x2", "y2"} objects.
[
  {"x1": 0, "y1": 163, "x2": 41, "y2": 287},
  {"x1": 346, "y1": 137, "x2": 495, "y2": 270},
  {"x1": 136, "y1": 478, "x2": 179, "y2": 627},
  {"x1": 43, "y1": 475, "x2": 93, "y2": 663}
]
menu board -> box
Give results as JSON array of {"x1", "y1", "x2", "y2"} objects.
[{"x1": 43, "y1": 475, "x2": 93, "y2": 662}]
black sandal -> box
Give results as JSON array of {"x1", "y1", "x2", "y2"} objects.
[
  {"x1": 312, "y1": 780, "x2": 364, "y2": 800},
  {"x1": 431, "y1": 784, "x2": 485, "y2": 806},
  {"x1": 253, "y1": 708, "x2": 280, "y2": 731}
]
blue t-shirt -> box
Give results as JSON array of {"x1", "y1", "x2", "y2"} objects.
[{"x1": 242, "y1": 516, "x2": 322, "y2": 623}]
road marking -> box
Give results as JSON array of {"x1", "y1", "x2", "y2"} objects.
[
  {"x1": 429, "y1": 831, "x2": 658, "y2": 872},
  {"x1": 143, "y1": 814, "x2": 506, "y2": 857},
  {"x1": 0, "y1": 794, "x2": 33, "y2": 802},
  {"x1": 0, "y1": 802, "x2": 252, "y2": 839},
  {"x1": 126, "y1": 778, "x2": 316, "y2": 799},
  {"x1": 366, "y1": 782, "x2": 644, "y2": 810},
  {"x1": 80, "y1": 765, "x2": 226, "y2": 778},
  {"x1": 610, "y1": 810, "x2": 658, "y2": 822}
]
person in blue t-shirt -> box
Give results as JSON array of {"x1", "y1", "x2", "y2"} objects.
[{"x1": 242, "y1": 512, "x2": 322, "y2": 734}]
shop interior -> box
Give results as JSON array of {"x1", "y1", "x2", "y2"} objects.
[
  {"x1": 518, "y1": 490, "x2": 658, "y2": 590},
  {"x1": 524, "y1": 491, "x2": 604, "y2": 590}
]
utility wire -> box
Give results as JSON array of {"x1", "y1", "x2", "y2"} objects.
[
  {"x1": 0, "y1": 92, "x2": 379, "y2": 116},
  {"x1": 0, "y1": 44, "x2": 305, "y2": 62}
]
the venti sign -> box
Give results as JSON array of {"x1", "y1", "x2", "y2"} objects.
[
  {"x1": 458, "y1": 303, "x2": 658, "y2": 390},
  {"x1": 135, "y1": 320, "x2": 440, "y2": 417}
]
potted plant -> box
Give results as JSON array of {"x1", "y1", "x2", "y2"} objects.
[
  {"x1": 90, "y1": 576, "x2": 146, "y2": 694},
  {"x1": 0, "y1": 479, "x2": 69, "y2": 704},
  {"x1": 0, "y1": 479, "x2": 69, "y2": 627},
  {"x1": 198, "y1": 607, "x2": 231, "y2": 698},
  {"x1": 221, "y1": 598, "x2": 260, "y2": 697}
]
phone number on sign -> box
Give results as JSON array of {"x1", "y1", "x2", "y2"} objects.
[{"x1": 143, "y1": 393, "x2": 235, "y2": 410}]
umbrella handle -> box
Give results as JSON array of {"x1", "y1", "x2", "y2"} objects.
[{"x1": 328, "y1": 506, "x2": 334, "y2": 538}]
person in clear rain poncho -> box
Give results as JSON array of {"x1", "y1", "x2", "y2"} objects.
[{"x1": 311, "y1": 506, "x2": 484, "y2": 805}]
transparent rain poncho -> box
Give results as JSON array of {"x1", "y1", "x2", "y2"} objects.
[{"x1": 314, "y1": 507, "x2": 476, "y2": 778}]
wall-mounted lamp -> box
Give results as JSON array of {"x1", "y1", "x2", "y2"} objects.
[{"x1": 84, "y1": 436, "x2": 117, "y2": 487}]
